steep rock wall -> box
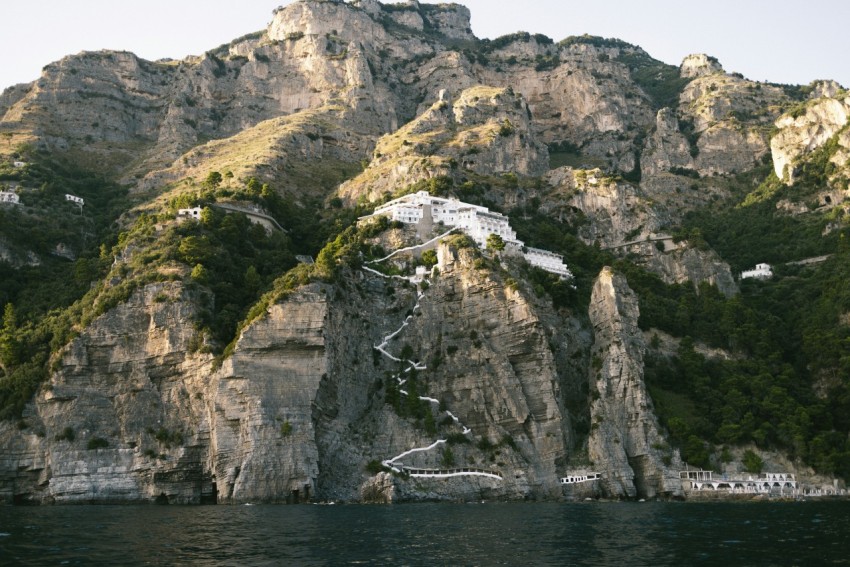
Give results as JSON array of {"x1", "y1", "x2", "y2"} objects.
[
  {"x1": 771, "y1": 94, "x2": 850, "y2": 183},
  {"x1": 587, "y1": 267, "x2": 682, "y2": 499}
]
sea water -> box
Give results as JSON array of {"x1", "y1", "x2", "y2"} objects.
[{"x1": 1, "y1": 500, "x2": 848, "y2": 566}]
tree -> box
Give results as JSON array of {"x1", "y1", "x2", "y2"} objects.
[
  {"x1": 421, "y1": 249, "x2": 438, "y2": 267},
  {"x1": 203, "y1": 171, "x2": 223, "y2": 190},
  {"x1": 486, "y1": 233, "x2": 506, "y2": 252},
  {"x1": 440, "y1": 446, "x2": 455, "y2": 468},
  {"x1": 742, "y1": 449, "x2": 764, "y2": 473},
  {"x1": 0, "y1": 303, "x2": 19, "y2": 369},
  {"x1": 244, "y1": 265, "x2": 262, "y2": 296},
  {"x1": 247, "y1": 177, "x2": 262, "y2": 195},
  {"x1": 190, "y1": 264, "x2": 209, "y2": 283}
]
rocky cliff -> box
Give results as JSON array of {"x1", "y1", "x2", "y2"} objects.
[
  {"x1": 1, "y1": 0, "x2": 847, "y2": 504},
  {"x1": 587, "y1": 268, "x2": 682, "y2": 498},
  {"x1": 0, "y1": 237, "x2": 597, "y2": 504},
  {"x1": 770, "y1": 93, "x2": 850, "y2": 183}
]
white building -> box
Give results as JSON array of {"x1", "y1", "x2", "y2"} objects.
[
  {"x1": 360, "y1": 191, "x2": 571, "y2": 278},
  {"x1": 12, "y1": 161, "x2": 26, "y2": 168},
  {"x1": 0, "y1": 191, "x2": 20, "y2": 205},
  {"x1": 367, "y1": 191, "x2": 519, "y2": 248},
  {"x1": 524, "y1": 247, "x2": 572, "y2": 278},
  {"x1": 65, "y1": 194, "x2": 85, "y2": 206},
  {"x1": 177, "y1": 207, "x2": 203, "y2": 221},
  {"x1": 741, "y1": 263, "x2": 772, "y2": 280}
]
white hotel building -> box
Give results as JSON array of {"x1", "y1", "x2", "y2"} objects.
[{"x1": 360, "y1": 191, "x2": 572, "y2": 278}]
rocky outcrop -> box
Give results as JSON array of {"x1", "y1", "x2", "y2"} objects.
[
  {"x1": 0, "y1": 236, "x2": 41, "y2": 268},
  {"x1": 679, "y1": 54, "x2": 723, "y2": 79},
  {"x1": 0, "y1": 238, "x2": 591, "y2": 504},
  {"x1": 0, "y1": 282, "x2": 208, "y2": 504},
  {"x1": 545, "y1": 167, "x2": 736, "y2": 296},
  {"x1": 338, "y1": 85, "x2": 548, "y2": 204},
  {"x1": 641, "y1": 108, "x2": 695, "y2": 176},
  {"x1": 207, "y1": 289, "x2": 329, "y2": 503},
  {"x1": 770, "y1": 94, "x2": 850, "y2": 183},
  {"x1": 678, "y1": 56, "x2": 788, "y2": 175},
  {"x1": 487, "y1": 42, "x2": 656, "y2": 172},
  {"x1": 640, "y1": 245, "x2": 739, "y2": 297},
  {"x1": 587, "y1": 267, "x2": 682, "y2": 499},
  {"x1": 547, "y1": 168, "x2": 666, "y2": 249},
  {"x1": 0, "y1": 281, "x2": 332, "y2": 504}
]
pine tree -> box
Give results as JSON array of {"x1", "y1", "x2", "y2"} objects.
[{"x1": 0, "y1": 303, "x2": 19, "y2": 369}]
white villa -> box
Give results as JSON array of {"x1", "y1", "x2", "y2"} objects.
[
  {"x1": 177, "y1": 207, "x2": 203, "y2": 221},
  {"x1": 741, "y1": 263, "x2": 773, "y2": 280},
  {"x1": 65, "y1": 194, "x2": 85, "y2": 206},
  {"x1": 360, "y1": 191, "x2": 572, "y2": 278},
  {"x1": 0, "y1": 191, "x2": 20, "y2": 205}
]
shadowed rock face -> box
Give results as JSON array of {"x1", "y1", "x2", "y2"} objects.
[{"x1": 587, "y1": 267, "x2": 683, "y2": 499}]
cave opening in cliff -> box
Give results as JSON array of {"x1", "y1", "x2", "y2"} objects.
[{"x1": 201, "y1": 482, "x2": 218, "y2": 505}]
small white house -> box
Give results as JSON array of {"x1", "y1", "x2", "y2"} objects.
[
  {"x1": 177, "y1": 207, "x2": 203, "y2": 221},
  {"x1": 741, "y1": 263, "x2": 773, "y2": 280},
  {"x1": 0, "y1": 191, "x2": 20, "y2": 205},
  {"x1": 65, "y1": 194, "x2": 85, "y2": 206},
  {"x1": 12, "y1": 161, "x2": 26, "y2": 168}
]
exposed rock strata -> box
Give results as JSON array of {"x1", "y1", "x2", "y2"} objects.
[
  {"x1": 338, "y1": 85, "x2": 548, "y2": 203},
  {"x1": 0, "y1": 242, "x2": 593, "y2": 504},
  {"x1": 586, "y1": 267, "x2": 683, "y2": 499}
]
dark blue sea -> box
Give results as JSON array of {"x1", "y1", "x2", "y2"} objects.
[{"x1": 1, "y1": 501, "x2": 848, "y2": 566}]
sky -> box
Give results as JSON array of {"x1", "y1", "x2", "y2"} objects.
[{"x1": 1, "y1": 0, "x2": 848, "y2": 92}]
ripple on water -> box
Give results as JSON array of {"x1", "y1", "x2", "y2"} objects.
[{"x1": 1, "y1": 501, "x2": 849, "y2": 566}]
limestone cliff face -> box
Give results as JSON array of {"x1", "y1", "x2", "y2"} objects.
[
  {"x1": 587, "y1": 267, "x2": 682, "y2": 499},
  {"x1": 0, "y1": 240, "x2": 594, "y2": 504},
  {"x1": 0, "y1": 281, "x2": 332, "y2": 504},
  {"x1": 679, "y1": 54, "x2": 724, "y2": 79},
  {"x1": 677, "y1": 55, "x2": 788, "y2": 175},
  {"x1": 483, "y1": 41, "x2": 656, "y2": 172},
  {"x1": 641, "y1": 108, "x2": 695, "y2": 176},
  {"x1": 0, "y1": 0, "x2": 662, "y2": 186},
  {"x1": 0, "y1": 282, "x2": 209, "y2": 503},
  {"x1": 546, "y1": 167, "x2": 665, "y2": 249},
  {"x1": 338, "y1": 85, "x2": 548, "y2": 203},
  {"x1": 636, "y1": 244, "x2": 739, "y2": 298},
  {"x1": 0, "y1": 236, "x2": 41, "y2": 268},
  {"x1": 315, "y1": 242, "x2": 584, "y2": 501},
  {"x1": 206, "y1": 291, "x2": 329, "y2": 503},
  {"x1": 770, "y1": 94, "x2": 850, "y2": 183}
]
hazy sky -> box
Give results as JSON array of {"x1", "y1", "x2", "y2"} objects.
[{"x1": 1, "y1": 0, "x2": 848, "y2": 92}]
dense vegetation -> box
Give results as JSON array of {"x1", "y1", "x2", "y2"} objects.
[
  {"x1": 506, "y1": 177, "x2": 850, "y2": 478},
  {"x1": 646, "y1": 161, "x2": 850, "y2": 476},
  {"x1": 0, "y1": 148, "x2": 129, "y2": 317}
]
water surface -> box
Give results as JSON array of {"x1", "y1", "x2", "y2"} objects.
[{"x1": 1, "y1": 501, "x2": 848, "y2": 566}]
